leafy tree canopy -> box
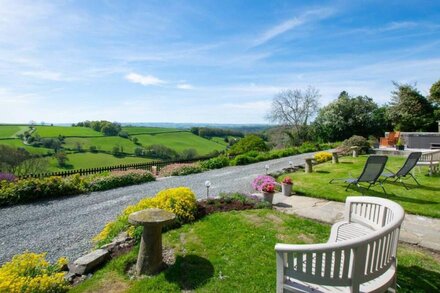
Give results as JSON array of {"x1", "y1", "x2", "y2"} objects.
[
  {"x1": 387, "y1": 82, "x2": 436, "y2": 131},
  {"x1": 314, "y1": 91, "x2": 387, "y2": 141},
  {"x1": 229, "y1": 134, "x2": 268, "y2": 155}
]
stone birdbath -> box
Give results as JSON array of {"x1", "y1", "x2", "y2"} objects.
[{"x1": 128, "y1": 208, "x2": 175, "y2": 276}]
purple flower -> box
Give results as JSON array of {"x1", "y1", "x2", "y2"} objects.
[
  {"x1": 0, "y1": 172, "x2": 16, "y2": 182},
  {"x1": 252, "y1": 175, "x2": 277, "y2": 192}
]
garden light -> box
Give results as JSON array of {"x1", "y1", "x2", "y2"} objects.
[
  {"x1": 265, "y1": 164, "x2": 269, "y2": 174},
  {"x1": 289, "y1": 161, "x2": 293, "y2": 168},
  {"x1": 205, "y1": 180, "x2": 211, "y2": 198}
]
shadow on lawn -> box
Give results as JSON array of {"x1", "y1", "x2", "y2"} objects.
[
  {"x1": 398, "y1": 265, "x2": 440, "y2": 292},
  {"x1": 385, "y1": 181, "x2": 440, "y2": 192},
  {"x1": 165, "y1": 254, "x2": 214, "y2": 290}
]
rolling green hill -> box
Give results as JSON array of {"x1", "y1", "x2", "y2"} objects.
[
  {"x1": 122, "y1": 126, "x2": 184, "y2": 135},
  {"x1": 0, "y1": 125, "x2": 227, "y2": 172},
  {"x1": 47, "y1": 153, "x2": 153, "y2": 171},
  {"x1": 0, "y1": 138, "x2": 53, "y2": 155},
  {"x1": 0, "y1": 125, "x2": 29, "y2": 138},
  {"x1": 133, "y1": 132, "x2": 224, "y2": 155},
  {"x1": 34, "y1": 126, "x2": 103, "y2": 137}
]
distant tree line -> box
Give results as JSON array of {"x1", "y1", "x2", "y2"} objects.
[
  {"x1": 72, "y1": 120, "x2": 122, "y2": 136},
  {"x1": 267, "y1": 80, "x2": 440, "y2": 146},
  {"x1": 190, "y1": 127, "x2": 244, "y2": 138}
]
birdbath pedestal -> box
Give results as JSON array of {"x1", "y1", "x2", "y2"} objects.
[{"x1": 128, "y1": 208, "x2": 175, "y2": 276}]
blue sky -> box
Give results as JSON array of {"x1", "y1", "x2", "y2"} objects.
[{"x1": 1, "y1": 0, "x2": 440, "y2": 124}]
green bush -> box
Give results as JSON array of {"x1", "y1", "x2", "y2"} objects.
[
  {"x1": 229, "y1": 134, "x2": 268, "y2": 155},
  {"x1": 342, "y1": 135, "x2": 370, "y2": 152},
  {"x1": 200, "y1": 156, "x2": 229, "y2": 170},
  {"x1": 298, "y1": 142, "x2": 318, "y2": 153},
  {"x1": 89, "y1": 170, "x2": 155, "y2": 191},
  {"x1": 231, "y1": 154, "x2": 258, "y2": 165},
  {"x1": 0, "y1": 170, "x2": 155, "y2": 206}
]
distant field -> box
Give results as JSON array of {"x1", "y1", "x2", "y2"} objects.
[
  {"x1": 34, "y1": 126, "x2": 103, "y2": 137},
  {"x1": 122, "y1": 126, "x2": 184, "y2": 135},
  {"x1": 134, "y1": 132, "x2": 224, "y2": 155},
  {"x1": 0, "y1": 139, "x2": 53, "y2": 155},
  {"x1": 64, "y1": 137, "x2": 138, "y2": 153},
  {"x1": 48, "y1": 153, "x2": 153, "y2": 171},
  {"x1": 0, "y1": 125, "x2": 28, "y2": 138}
]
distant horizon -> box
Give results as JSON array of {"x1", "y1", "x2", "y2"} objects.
[{"x1": 1, "y1": 1, "x2": 440, "y2": 123}]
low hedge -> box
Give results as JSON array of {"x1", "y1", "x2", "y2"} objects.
[
  {"x1": 230, "y1": 142, "x2": 339, "y2": 166},
  {"x1": 0, "y1": 170, "x2": 155, "y2": 206}
]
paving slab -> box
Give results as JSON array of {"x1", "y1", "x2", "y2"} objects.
[{"x1": 272, "y1": 193, "x2": 440, "y2": 252}]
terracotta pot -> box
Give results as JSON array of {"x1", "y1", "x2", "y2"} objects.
[
  {"x1": 282, "y1": 183, "x2": 292, "y2": 196},
  {"x1": 262, "y1": 192, "x2": 274, "y2": 204}
]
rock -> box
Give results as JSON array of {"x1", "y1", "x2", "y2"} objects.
[
  {"x1": 64, "y1": 272, "x2": 77, "y2": 283},
  {"x1": 69, "y1": 249, "x2": 109, "y2": 275}
]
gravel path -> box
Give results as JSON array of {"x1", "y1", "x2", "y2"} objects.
[{"x1": 0, "y1": 152, "x2": 315, "y2": 264}]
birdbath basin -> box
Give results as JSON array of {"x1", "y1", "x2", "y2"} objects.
[{"x1": 128, "y1": 208, "x2": 175, "y2": 275}]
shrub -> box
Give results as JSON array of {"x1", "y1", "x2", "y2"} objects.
[
  {"x1": 200, "y1": 156, "x2": 229, "y2": 170},
  {"x1": 314, "y1": 151, "x2": 332, "y2": 163},
  {"x1": 145, "y1": 144, "x2": 179, "y2": 160},
  {"x1": 94, "y1": 187, "x2": 197, "y2": 245},
  {"x1": 118, "y1": 131, "x2": 129, "y2": 138},
  {"x1": 342, "y1": 135, "x2": 370, "y2": 152},
  {"x1": 0, "y1": 252, "x2": 69, "y2": 292},
  {"x1": 180, "y1": 148, "x2": 198, "y2": 160},
  {"x1": 231, "y1": 154, "x2": 258, "y2": 166},
  {"x1": 0, "y1": 171, "x2": 155, "y2": 206},
  {"x1": 89, "y1": 145, "x2": 98, "y2": 153},
  {"x1": 88, "y1": 170, "x2": 155, "y2": 191},
  {"x1": 229, "y1": 134, "x2": 268, "y2": 155},
  {"x1": 298, "y1": 142, "x2": 318, "y2": 153},
  {"x1": 158, "y1": 163, "x2": 203, "y2": 177}
]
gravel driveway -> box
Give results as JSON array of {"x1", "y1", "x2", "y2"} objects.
[{"x1": 0, "y1": 152, "x2": 315, "y2": 264}]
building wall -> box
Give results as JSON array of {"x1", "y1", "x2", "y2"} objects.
[{"x1": 401, "y1": 133, "x2": 440, "y2": 149}]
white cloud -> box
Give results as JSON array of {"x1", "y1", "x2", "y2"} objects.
[
  {"x1": 125, "y1": 73, "x2": 165, "y2": 86},
  {"x1": 177, "y1": 83, "x2": 194, "y2": 90},
  {"x1": 254, "y1": 7, "x2": 335, "y2": 46}
]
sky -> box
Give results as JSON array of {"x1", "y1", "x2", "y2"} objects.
[{"x1": 1, "y1": 0, "x2": 440, "y2": 124}]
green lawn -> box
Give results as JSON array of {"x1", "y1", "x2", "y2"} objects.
[
  {"x1": 280, "y1": 155, "x2": 440, "y2": 218},
  {"x1": 34, "y1": 126, "x2": 103, "y2": 137},
  {"x1": 71, "y1": 209, "x2": 440, "y2": 293},
  {"x1": 122, "y1": 126, "x2": 185, "y2": 135},
  {"x1": 0, "y1": 138, "x2": 53, "y2": 155},
  {"x1": 0, "y1": 125, "x2": 28, "y2": 138},
  {"x1": 48, "y1": 153, "x2": 153, "y2": 171},
  {"x1": 134, "y1": 132, "x2": 225, "y2": 155},
  {"x1": 64, "y1": 137, "x2": 138, "y2": 154}
]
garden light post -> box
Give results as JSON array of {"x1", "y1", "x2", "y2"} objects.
[
  {"x1": 289, "y1": 161, "x2": 293, "y2": 169},
  {"x1": 265, "y1": 164, "x2": 269, "y2": 174},
  {"x1": 205, "y1": 180, "x2": 211, "y2": 198}
]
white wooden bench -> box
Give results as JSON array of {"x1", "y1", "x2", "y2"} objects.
[
  {"x1": 417, "y1": 150, "x2": 440, "y2": 176},
  {"x1": 275, "y1": 196, "x2": 405, "y2": 293}
]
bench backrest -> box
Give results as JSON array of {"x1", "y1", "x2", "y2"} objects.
[
  {"x1": 276, "y1": 197, "x2": 405, "y2": 292},
  {"x1": 420, "y1": 150, "x2": 440, "y2": 163}
]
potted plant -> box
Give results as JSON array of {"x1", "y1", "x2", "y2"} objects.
[
  {"x1": 261, "y1": 183, "x2": 275, "y2": 204},
  {"x1": 281, "y1": 177, "x2": 293, "y2": 196},
  {"x1": 396, "y1": 138, "x2": 405, "y2": 151}
]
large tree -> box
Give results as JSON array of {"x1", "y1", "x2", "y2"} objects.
[
  {"x1": 429, "y1": 79, "x2": 440, "y2": 105},
  {"x1": 314, "y1": 91, "x2": 389, "y2": 142},
  {"x1": 387, "y1": 82, "x2": 436, "y2": 131},
  {"x1": 266, "y1": 86, "x2": 320, "y2": 145}
]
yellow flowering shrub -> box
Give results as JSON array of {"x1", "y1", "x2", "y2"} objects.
[
  {"x1": 0, "y1": 252, "x2": 69, "y2": 293},
  {"x1": 314, "y1": 151, "x2": 332, "y2": 163},
  {"x1": 94, "y1": 187, "x2": 197, "y2": 245}
]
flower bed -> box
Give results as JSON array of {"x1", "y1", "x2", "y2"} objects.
[
  {"x1": 0, "y1": 170, "x2": 155, "y2": 206},
  {"x1": 0, "y1": 252, "x2": 69, "y2": 293}
]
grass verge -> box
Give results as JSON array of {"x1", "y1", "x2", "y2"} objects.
[
  {"x1": 70, "y1": 209, "x2": 440, "y2": 293},
  {"x1": 280, "y1": 155, "x2": 440, "y2": 218}
]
